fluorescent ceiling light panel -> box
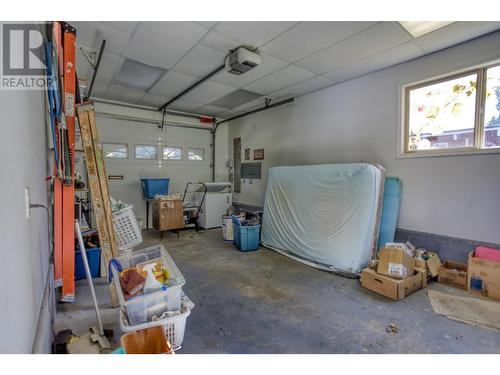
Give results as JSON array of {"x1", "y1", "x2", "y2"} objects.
[
  {"x1": 113, "y1": 58, "x2": 166, "y2": 90},
  {"x1": 399, "y1": 21, "x2": 454, "y2": 38},
  {"x1": 211, "y1": 89, "x2": 261, "y2": 108}
]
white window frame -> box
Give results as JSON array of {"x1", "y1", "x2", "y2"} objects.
[
  {"x1": 162, "y1": 146, "x2": 183, "y2": 161},
  {"x1": 187, "y1": 147, "x2": 205, "y2": 161},
  {"x1": 134, "y1": 144, "x2": 158, "y2": 160},
  {"x1": 399, "y1": 60, "x2": 500, "y2": 158},
  {"x1": 103, "y1": 142, "x2": 129, "y2": 160}
]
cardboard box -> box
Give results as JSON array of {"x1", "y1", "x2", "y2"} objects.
[
  {"x1": 152, "y1": 199, "x2": 184, "y2": 231},
  {"x1": 415, "y1": 267, "x2": 428, "y2": 288},
  {"x1": 438, "y1": 261, "x2": 468, "y2": 290},
  {"x1": 414, "y1": 251, "x2": 441, "y2": 278},
  {"x1": 377, "y1": 246, "x2": 415, "y2": 279},
  {"x1": 426, "y1": 252, "x2": 442, "y2": 278},
  {"x1": 468, "y1": 250, "x2": 500, "y2": 300},
  {"x1": 360, "y1": 266, "x2": 425, "y2": 300},
  {"x1": 385, "y1": 242, "x2": 413, "y2": 255}
]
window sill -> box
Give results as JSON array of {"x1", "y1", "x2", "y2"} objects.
[{"x1": 397, "y1": 147, "x2": 500, "y2": 159}]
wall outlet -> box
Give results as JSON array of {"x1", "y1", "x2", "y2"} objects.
[{"x1": 25, "y1": 187, "x2": 30, "y2": 219}]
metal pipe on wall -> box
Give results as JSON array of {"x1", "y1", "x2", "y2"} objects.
[{"x1": 210, "y1": 97, "x2": 295, "y2": 182}]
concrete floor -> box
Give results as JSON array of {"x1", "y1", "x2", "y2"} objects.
[{"x1": 56, "y1": 228, "x2": 500, "y2": 354}]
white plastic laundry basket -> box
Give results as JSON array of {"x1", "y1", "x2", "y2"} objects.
[
  {"x1": 120, "y1": 296, "x2": 193, "y2": 349},
  {"x1": 113, "y1": 205, "x2": 143, "y2": 251}
]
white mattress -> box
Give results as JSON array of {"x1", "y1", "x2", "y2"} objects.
[{"x1": 261, "y1": 163, "x2": 384, "y2": 276}]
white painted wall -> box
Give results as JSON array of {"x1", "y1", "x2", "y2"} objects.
[
  {"x1": 228, "y1": 31, "x2": 500, "y2": 244},
  {"x1": 0, "y1": 88, "x2": 52, "y2": 353},
  {"x1": 87, "y1": 102, "x2": 229, "y2": 227}
]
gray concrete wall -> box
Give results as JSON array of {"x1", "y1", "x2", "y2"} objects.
[
  {"x1": 228, "y1": 31, "x2": 500, "y2": 245},
  {"x1": 0, "y1": 87, "x2": 52, "y2": 352}
]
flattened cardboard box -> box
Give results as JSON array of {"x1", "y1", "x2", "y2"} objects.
[
  {"x1": 361, "y1": 266, "x2": 424, "y2": 300},
  {"x1": 377, "y1": 246, "x2": 415, "y2": 279},
  {"x1": 438, "y1": 261, "x2": 468, "y2": 290},
  {"x1": 468, "y1": 250, "x2": 500, "y2": 300}
]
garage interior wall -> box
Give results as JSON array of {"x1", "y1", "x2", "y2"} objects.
[
  {"x1": 0, "y1": 88, "x2": 52, "y2": 353},
  {"x1": 228, "y1": 30, "x2": 500, "y2": 246},
  {"x1": 91, "y1": 102, "x2": 229, "y2": 227}
]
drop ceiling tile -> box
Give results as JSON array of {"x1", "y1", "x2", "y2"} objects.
[
  {"x1": 231, "y1": 97, "x2": 267, "y2": 112},
  {"x1": 261, "y1": 21, "x2": 378, "y2": 63},
  {"x1": 200, "y1": 30, "x2": 240, "y2": 53},
  {"x1": 100, "y1": 21, "x2": 138, "y2": 33},
  {"x1": 168, "y1": 99, "x2": 204, "y2": 112},
  {"x1": 218, "y1": 109, "x2": 244, "y2": 119},
  {"x1": 76, "y1": 49, "x2": 91, "y2": 81},
  {"x1": 172, "y1": 44, "x2": 226, "y2": 78},
  {"x1": 76, "y1": 45, "x2": 122, "y2": 85},
  {"x1": 211, "y1": 89, "x2": 261, "y2": 107},
  {"x1": 150, "y1": 70, "x2": 199, "y2": 97},
  {"x1": 414, "y1": 21, "x2": 500, "y2": 53},
  {"x1": 139, "y1": 92, "x2": 172, "y2": 107},
  {"x1": 322, "y1": 41, "x2": 424, "y2": 84},
  {"x1": 71, "y1": 21, "x2": 132, "y2": 55},
  {"x1": 196, "y1": 104, "x2": 230, "y2": 116},
  {"x1": 126, "y1": 22, "x2": 207, "y2": 68},
  {"x1": 94, "y1": 52, "x2": 124, "y2": 85},
  {"x1": 321, "y1": 63, "x2": 373, "y2": 86},
  {"x1": 210, "y1": 52, "x2": 288, "y2": 88},
  {"x1": 295, "y1": 22, "x2": 412, "y2": 74},
  {"x1": 243, "y1": 65, "x2": 316, "y2": 95},
  {"x1": 268, "y1": 76, "x2": 333, "y2": 100},
  {"x1": 105, "y1": 84, "x2": 146, "y2": 103},
  {"x1": 113, "y1": 58, "x2": 166, "y2": 90},
  {"x1": 85, "y1": 82, "x2": 108, "y2": 99},
  {"x1": 195, "y1": 21, "x2": 219, "y2": 29},
  {"x1": 215, "y1": 21, "x2": 299, "y2": 47},
  {"x1": 181, "y1": 80, "x2": 237, "y2": 104}
]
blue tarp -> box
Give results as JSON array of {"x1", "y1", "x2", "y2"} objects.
[
  {"x1": 261, "y1": 163, "x2": 384, "y2": 276},
  {"x1": 377, "y1": 177, "x2": 402, "y2": 250}
]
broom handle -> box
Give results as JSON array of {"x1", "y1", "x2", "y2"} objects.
[{"x1": 75, "y1": 220, "x2": 104, "y2": 336}]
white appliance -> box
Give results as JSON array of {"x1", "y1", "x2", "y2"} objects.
[{"x1": 198, "y1": 182, "x2": 232, "y2": 229}]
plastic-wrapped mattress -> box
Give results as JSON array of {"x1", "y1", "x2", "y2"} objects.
[{"x1": 261, "y1": 163, "x2": 385, "y2": 276}]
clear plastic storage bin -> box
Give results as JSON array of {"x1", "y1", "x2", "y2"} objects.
[{"x1": 112, "y1": 244, "x2": 186, "y2": 325}]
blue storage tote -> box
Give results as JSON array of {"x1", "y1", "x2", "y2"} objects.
[
  {"x1": 233, "y1": 218, "x2": 261, "y2": 252},
  {"x1": 140, "y1": 178, "x2": 170, "y2": 199},
  {"x1": 75, "y1": 247, "x2": 101, "y2": 280}
]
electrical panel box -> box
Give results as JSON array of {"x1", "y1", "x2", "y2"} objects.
[{"x1": 241, "y1": 162, "x2": 261, "y2": 179}]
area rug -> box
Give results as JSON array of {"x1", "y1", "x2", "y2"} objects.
[{"x1": 428, "y1": 289, "x2": 500, "y2": 331}]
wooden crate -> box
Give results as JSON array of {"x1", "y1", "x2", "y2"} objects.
[{"x1": 153, "y1": 199, "x2": 184, "y2": 231}]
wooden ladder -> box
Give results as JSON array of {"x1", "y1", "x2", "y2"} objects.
[{"x1": 76, "y1": 102, "x2": 120, "y2": 307}]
